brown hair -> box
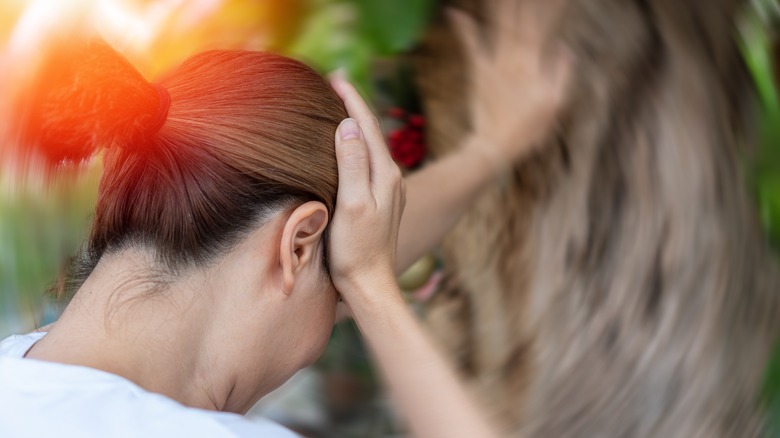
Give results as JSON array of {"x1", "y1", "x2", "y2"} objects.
[{"x1": 20, "y1": 40, "x2": 347, "y2": 293}]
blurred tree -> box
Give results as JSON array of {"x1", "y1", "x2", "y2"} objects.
[
  {"x1": 0, "y1": 164, "x2": 99, "y2": 336},
  {"x1": 284, "y1": 0, "x2": 436, "y2": 95}
]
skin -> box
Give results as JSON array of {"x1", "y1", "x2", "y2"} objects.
[
  {"x1": 25, "y1": 2, "x2": 571, "y2": 435},
  {"x1": 396, "y1": 1, "x2": 572, "y2": 273},
  {"x1": 27, "y1": 202, "x2": 337, "y2": 413}
]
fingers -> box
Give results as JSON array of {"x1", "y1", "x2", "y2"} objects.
[
  {"x1": 447, "y1": 8, "x2": 485, "y2": 67},
  {"x1": 550, "y1": 46, "x2": 575, "y2": 106},
  {"x1": 519, "y1": 0, "x2": 568, "y2": 48},
  {"x1": 334, "y1": 118, "x2": 371, "y2": 202},
  {"x1": 534, "y1": 0, "x2": 569, "y2": 32},
  {"x1": 476, "y1": 0, "x2": 568, "y2": 53},
  {"x1": 491, "y1": 0, "x2": 522, "y2": 47},
  {"x1": 329, "y1": 74, "x2": 396, "y2": 178}
]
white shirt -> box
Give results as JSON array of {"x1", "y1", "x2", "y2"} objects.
[{"x1": 0, "y1": 332, "x2": 298, "y2": 437}]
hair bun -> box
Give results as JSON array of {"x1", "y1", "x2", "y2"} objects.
[
  {"x1": 146, "y1": 84, "x2": 171, "y2": 137},
  {"x1": 16, "y1": 39, "x2": 161, "y2": 165}
]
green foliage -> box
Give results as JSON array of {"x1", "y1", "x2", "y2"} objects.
[
  {"x1": 759, "y1": 171, "x2": 780, "y2": 244},
  {"x1": 765, "y1": 346, "x2": 780, "y2": 436},
  {"x1": 284, "y1": 0, "x2": 436, "y2": 96},
  {"x1": 0, "y1": 164, "x2": 99, "y2": 336},
  {"x1": 353, "y1": 0, "x2": 437, "y2": 55},
  {"x1": 742, "y1": 8, "x2": 780, "y2": 245},
  {"x1": 742, "y1": 2, "x2": 780, "y2": 435}
]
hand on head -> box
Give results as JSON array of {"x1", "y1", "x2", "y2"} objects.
[
  {"x1": 319, "y1": 79, "x2": 501, "y2": 437},
  {"x1": 324, "y1": 0, "x2": 574, "y2": 320},
  {"x1": 326, "y1": 74, "x2": 406, "y2": 308}
]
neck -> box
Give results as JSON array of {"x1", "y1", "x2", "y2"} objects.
[{"x1": 25, "y1": 248, "x2": 274, "y2": 412}]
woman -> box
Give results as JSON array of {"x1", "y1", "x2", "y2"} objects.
[{"x1": 0, "y1": 6, "x2": 570, "y2": 437}]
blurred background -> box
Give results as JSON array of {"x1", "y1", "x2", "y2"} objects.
[
  {"x1": 0, "y1": 0, "x2": 436, "y2": 436},
  {"x1": 0, "y1": 0, "x2": 438, "y2": 333},
  {"x1": 1, "y1": 0, "x2": 780, "y2": 436}
]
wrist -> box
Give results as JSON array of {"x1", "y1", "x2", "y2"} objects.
[
  {"x1": 336, "y1": 267, "x2": 401, "y2": 303},
  {"x1": 462, "y1": 135, "x2": 508, "y2": 174},
  {"x1": 338, "y1": 275, "x2": 406, "y2": 322},
  {"x1": 463, "y1": 132, "x2": 535, "y2": 174}
]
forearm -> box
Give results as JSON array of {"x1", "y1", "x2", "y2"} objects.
[
  {"x1": 347, "y1": 280, "x2": 498, "y2": 438},
  {"x1": 395, "y1": 135, "x2": 498, "y2": 273}
]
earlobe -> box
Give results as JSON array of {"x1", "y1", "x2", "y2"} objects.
[{"x1": 279, "y1": 201, "x2": 329, "y2": 294}]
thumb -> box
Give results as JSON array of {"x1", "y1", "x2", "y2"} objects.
[{"x1": 335, "y1": 118, "x2": 370, "y2": 202}]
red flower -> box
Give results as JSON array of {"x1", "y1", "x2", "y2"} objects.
[
  {"x1": 388, "y1": 124, "x2": 426, "y2": 168},
  {"x1": 386, "y1": 110, "x2": 426, "y2": 168},
  {"x1": 408, "y1": 115, "x2": 425, "y2": 128},
  {"x1": 388, "y1": 107, "x2": 406, "y2": 119}
]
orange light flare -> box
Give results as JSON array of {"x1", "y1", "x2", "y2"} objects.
[
  {"x1": 0, "y1": 0, "x2": 190, "y2": 179},
  {"x1": 0, "y1": 0, "x2": 240, "y2": 83},
  {"x1": 0, "y1": 0, "x2": 303, "y2": 180}
]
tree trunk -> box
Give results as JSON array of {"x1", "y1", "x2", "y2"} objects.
[{"x1": 413, "y1": 0, "x2": 780, "y2": 436}]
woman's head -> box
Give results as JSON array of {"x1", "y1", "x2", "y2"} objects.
[
  {"x1": 18, "y1": 41, "x2": 348, "y2": 408},
  {"x1": 22, "y1": 40, "x2": 347, "y2": 286}
]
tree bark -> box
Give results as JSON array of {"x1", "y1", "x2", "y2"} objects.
[{"x1": 413, "y1": 0, "x2": 780, "y2": 436}]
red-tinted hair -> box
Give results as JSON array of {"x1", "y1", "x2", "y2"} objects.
[{"x1": 18, "y1": 40, "x2": 347, "y2": 292}]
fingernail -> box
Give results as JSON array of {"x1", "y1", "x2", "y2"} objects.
[{"x1": 339, "y1": 118, "x2": 361, "y2": 140}]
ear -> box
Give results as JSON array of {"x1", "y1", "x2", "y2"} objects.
[{"x1": 279, "y1": 201, "x2": 329, "y2": 294}]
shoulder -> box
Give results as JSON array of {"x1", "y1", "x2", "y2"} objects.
[
  {"x1": 0, "y1": 332, "x2": 46, "y2": 357},
  {"x1": 0, "y1": 343, "x2": 299, "y2": 438}
]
